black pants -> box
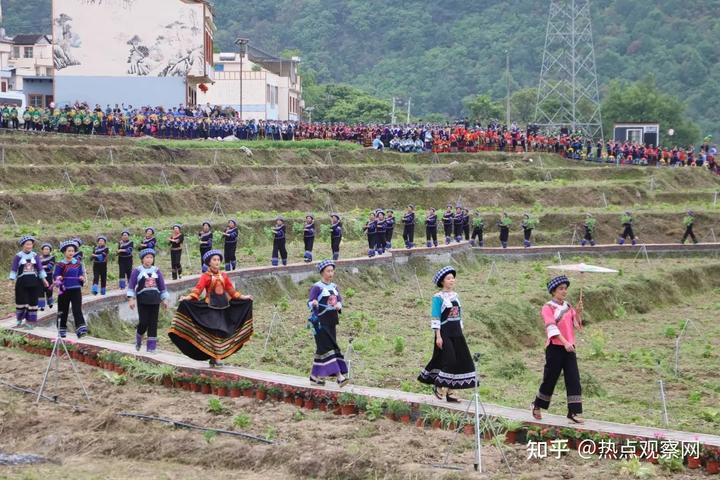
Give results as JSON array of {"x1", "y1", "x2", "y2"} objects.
[
  {"x1": 499, "y1": 226, "x2": 510, "y2": 243},
  {"x1": 119, "y1": 257, "x2": 133, "y2": 286},
  {"x1": 366, "y1": 233, "x2": 376, "y2": 253},
  {"x1": 272, "y1": 238, "x2": 287, "y2": 263},
  {"x1": 463, "y1": 224, "x2": 470, "y2": 240},
  {"x1": 92, "y1": 262, "x2": 107, "y2": 289},
  {"x1": 621, "y1": 225, "x2": 635, "y2": 240},
  {"x1": 584, "y1": 227, "x2": 593, "y2": 242},
  {"x1": 137, "y1": 303, "x2": 160, "y2": 337},
  {"x1": 471, "y1": 227, "x2": 483, "y2": 243},
  {"x1": 523, "y1": 228, "x2": 532, "y2": 241},
  {"x1": 453, "y1": 223, "x2": 463, "y2": 241},
  {"x1": 224, "y1": 242, "x2": 237, "y2": 270},
  {"x1": 682, "y1": 226, "x2": 697, "y2": 243},
  {"x1": 426, "y1": 226, "x2": 437, "y2": 244},
  {"x1": 386, "y1": 228, "x2": 394, "y2": 246},
  {"x1": 375, "y1": 231, "x2": 385, "y2": 251},
  {"x1": 57, "y1": 289, "x2": 86, "y2": 335},
  {"x1": 331, "y1": 236, "x2": 341, "y2": 259},
  {"x1": 534, "y1": 344, "x2": 582, "y2": 415},
  {"x1": 403, "y1": 225, "x2": 414, "y2": 246},
  {"x1": 443, "y1": 223, "x2": 453, "y2": 241},
  {"x1": 304, "y1": 236, "x2": 314, "y2": 254},
  {"x1": 170, "y1": 249, "x2": 183, "y2": 279},
  {"x1": 15, "y1": 277, "x2": 41, "y2": 322}
]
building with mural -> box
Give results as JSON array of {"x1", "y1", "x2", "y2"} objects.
[{"x1": 52, "y1": 0, "x2": 215, "y2": 107}]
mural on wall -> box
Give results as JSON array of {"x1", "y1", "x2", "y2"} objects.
[
  {"x1": 53, "y1": 13, "x2": 82, "y2": 70},
  {"x1": 53, "y1": 0, "x2": 205, "y2": 77}
]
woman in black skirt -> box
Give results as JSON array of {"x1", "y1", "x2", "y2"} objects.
[
  {"x1": 418, "y1": 266, "x2": 476, "y2": 402},
  {"x1": 307, "y1": 259, "x2": 349, "y2": 387},
  {"x1": 170, "y1": 250, "x2": 253, "y2": 367},
  {"x1": 168, "y1": 224, "x2": 184, "y2": 280}
]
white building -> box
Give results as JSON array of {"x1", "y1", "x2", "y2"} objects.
[
  {"x1": 197, "y1": 46, "x2": 303, "y2": 121},
  {"x1": 52, "y1": 0, "x2": 215, "y2": 107},
  {"x1": 8, "y1": 34, "x2": 54, "y2": 107}
]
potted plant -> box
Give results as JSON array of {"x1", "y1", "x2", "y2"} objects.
[
  {"x1": 502, "y1": 419, "x2": 526, "y2": 444},
  {"x1": 255, "y1": 383, "x2": 268, "y2": 402},
  {"x1": 197, "y1": 376, "x2": 211, "y2": 395},
  {"x1": 703, "y1": 447, "x2": 720, "y2": 474},
  {"x1": 302, "y1": 392, "x2": 315, "y2": 410},
  {"x1": 389, "y1": 400, "x2": 412, "y2": 424},
  {"x1": 283, "y1": 387, "x2": 295, "y2": 405},
  {"x1": 290, "y1": 389, "x2": 302, "y2": 407},
  {"x1": 427, "y1": 408, "x2": 443, "y2": 429},
  {"x1": 338, "y1": 392, "x2": 357, "y2": 415},
  {"x1": 229, "y1": 381, "x2": 242, "y2": 398},
  {"x1": 240, "y1": 380, "x2": 255, "y2": 398},
  {"x1": 216, "y1": 379, "x2": 229, "y2": 397},
  {"x1": 267, "y1": 385, "x2": 283, "y2": 402},
  {"x1": 354, "y1": 395, "x2": 368, "y2": 413}
]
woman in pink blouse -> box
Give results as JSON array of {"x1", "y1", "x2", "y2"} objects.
[{"x1": 532, "y1": 275, "x2": 585, "y2": 424}]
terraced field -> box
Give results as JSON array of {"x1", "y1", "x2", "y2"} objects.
[{"x1": 2, "y1": 132, "x2": 720, "y2": 478}]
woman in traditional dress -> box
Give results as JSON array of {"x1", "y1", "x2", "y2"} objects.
[
  {"x1": 532, "y1": 275, "x2": 585, "y2": 424},
  {"x1": 418, "y1": 266, "x2": 476, "y2": 402},
  {"x1": 53, "y1": 240, "x2": 88, "y2": 338},
  {"x1": 170, "y1": 249, "x2": 253, "y2": 367},
  {"x1": 307, "y1": 259, "x2": 349, "y2": 387},
  {"x1": 127, "y1": 249, "x2": 169, "y2": 353},
  {"x1": 168, "y1": 224, "x2": 184, "y2": 280},
  {"x1": 9, "y1": 235, "x2": 48, "y2": 329}
]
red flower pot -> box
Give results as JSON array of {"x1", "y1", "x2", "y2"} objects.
[
  {"x1": 201, "y1": 384, "x2": 211, "y2": 395},
  {"x1": 464, "y1": 424, "x2": 475, "y2": 436},
  {"x1": 706, "y1": 460, "x2": 720, "y2": 474},
  {"x1": 687, "y1": 456, "x2": 701, "y2": 469},
  {"x1": 230, "y1": 388, "x2": 241, "y2": 398},
  {"x1": 483, "y1": 430, "x2": 493, "y2": 440},
  {"x1": 319, "y1": 403, "x2": 328, "y2": 412},
  {"x1": 284, "y1": 396, "x2": 294, "y2": 405},
  {"x1": 217, "y1": 387, "x2": 227, "y2": 397},
  {"x1": 400, "y1": 415, "x2": 411, "y2": 425},
  {"x1": 505, "y1": 431, "x2": 518, "y2": 444},
  {"x1": 385, "y1": 413, "x2": 396, "y2": 422},
  {"x1": 243, "y1": 389, "x2": 254, "y2": 399},
  {"x1": 177, "y1": 382, "x2": 186, "y2": 390},
  {"x1": 303, "y1": 399, "x2": 315, "y2": 410},
  {"x1": 340, "y1": 404, "x2": 357, "y2": 416},
  {"x1": 162, "y1": 377, "x2": 173, "y2": 388},
  {"x1": 192, "y1": 383, "x2": 202, "y2": 393},
  {"x1": 256, "y1": 390, "x2": 267, "y2": 402},
  {"x1": 294, "y1": 397, "x2": 304, "y2": 408},
  {"x1": 431, "y1": 419, "x2": 442, "y2": 429},
  {"x1": 448, "y1": 422, "x2": 457, "y2": 431},
  {"x1": 333, "y1": 405, "x2": 342, "y2": 416},
  {"x1": 416, "y1": 418, "x2": 425, "y2": 428}
]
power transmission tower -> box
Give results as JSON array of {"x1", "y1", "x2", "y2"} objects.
[{"x1": 534, "y1": 0, "x2": 603, "y2": 140}]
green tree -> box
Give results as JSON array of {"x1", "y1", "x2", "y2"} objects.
[
  {"x1": 464, "y1": 94, "x2": 503, "y2": 124},
  {"x1": 601, "y1": 76, "x2": 701, "y2": 146},
  {"x1": 510, "y1": 87, "x2": 538, "y2": 125}
]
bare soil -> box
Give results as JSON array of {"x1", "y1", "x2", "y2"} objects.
[{"x1": 1, "y1": 348, "x2": 705, "y2": 480}]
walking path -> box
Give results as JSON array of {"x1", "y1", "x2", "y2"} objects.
[{"x1": 3, "y1": 240, "x2": 720, "y2": 448}]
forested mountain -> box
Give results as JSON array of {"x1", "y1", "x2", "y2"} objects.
[{"x1": 3, "y1": 0, "x2": 718, "y2": 139}]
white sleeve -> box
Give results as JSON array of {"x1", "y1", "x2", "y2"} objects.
[{"x1": 546, "y1": 324, "x2": 561, "y2": 338}]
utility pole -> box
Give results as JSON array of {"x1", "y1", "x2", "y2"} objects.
[
  {"x1": 406, "y1": 97, "x2": 411, "y2": 124},
  {"x1": 391, "y1": 97, "x2": 397, "y2": 125},
  {"x1": 234, "y1": 37, "x2": 249, "y2": 121},
  {"x1": 505, "y1": 50, "x2": 511, "y2": 127}
]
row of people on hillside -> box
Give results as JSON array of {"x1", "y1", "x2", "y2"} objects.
[{"x1": 5, "y1": 232, "x2": 595, "y2": 424}]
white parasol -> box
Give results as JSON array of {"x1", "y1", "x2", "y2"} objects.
[
  {"x1": 546, "y1": 263, "x2": 620, "y2": 326},
  {"x1": 547, "y1": 263, "x2": 619, "y2": 274}
]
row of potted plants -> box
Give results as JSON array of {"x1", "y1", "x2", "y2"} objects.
[{"x1": 2, "y1": 329, "x2": 717, "y2": 472}]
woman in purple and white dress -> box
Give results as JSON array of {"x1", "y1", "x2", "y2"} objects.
[{"x1": 307, "y1": 260, "x2": 349, "y2": 387}]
